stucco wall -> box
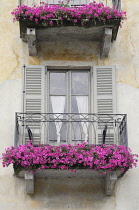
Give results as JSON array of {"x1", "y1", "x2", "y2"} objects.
[{"x1": 0, "y1": 0, "x2": 139, "y2": 209}]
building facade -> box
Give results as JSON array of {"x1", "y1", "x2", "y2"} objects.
[{"x1": 0, "y1": 0, "x2": 139, "y2": 209}]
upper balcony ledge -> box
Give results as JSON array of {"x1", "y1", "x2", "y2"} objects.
[
  {"x1": 12, "y1": 1, "x2": 125, "y2": 57},
  {"x1": 19, "y1": 18, "x2": 121, "y2": 58}
]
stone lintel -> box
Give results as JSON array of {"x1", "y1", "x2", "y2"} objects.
[
  {"x1": 25, "y1": 171, "x2": 34, "y2": 194},
  {"x1": 27, "y1": 28, "x2": 37, "y2": 56},
  {"x1": 100, "y1": 28, "x2": 112, "y2": 58},
  {"x1": 105, "y1": 171, "x2": 117, "y2": 196}
]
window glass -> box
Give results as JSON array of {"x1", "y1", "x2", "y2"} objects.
[
  {"x1": 50, "y1": 72, "x2": 66, "y2": 95},
  {"x1": 71, "y1": 96, "x2": 88, "y2": 113},
  {"x1": 71, "y1": 72, "x2": 89, "y2": 95},
  {"x1": 48, "y1": 70, "x2": 90, "y2": 143}
]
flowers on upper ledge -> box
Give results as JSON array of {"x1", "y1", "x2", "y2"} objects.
[
  {"x1": 11, "y1": 2, "x2": 126, "y2": 27},
  {"x1": 2, "y1": 142, "x2": 138, "y2": 175}
]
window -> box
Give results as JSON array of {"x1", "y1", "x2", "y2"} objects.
[
  {"x1": 23, "y1": 65, "x2": 116, "y2": 145},
  {"x1": 48, "y1": 70, "x2": 90, "y2": 144}
]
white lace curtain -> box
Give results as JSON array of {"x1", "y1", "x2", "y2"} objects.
[
  {"x1": 51, "y1": 96, "x2": 65, "y2": 143},
  {"x1": 51, "y1": 95, "x2": 88, "y2": 142},
  {"x1": 76, "y1": 96, "x2": 88, "y2": 142}
]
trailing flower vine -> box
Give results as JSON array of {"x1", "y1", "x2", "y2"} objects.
[
  {"x1": 11, "y1": 2, "x2": 126, "y2": 27},
  {"x1": 2, "y1": 142, "x2": 138, "y2": 175}
]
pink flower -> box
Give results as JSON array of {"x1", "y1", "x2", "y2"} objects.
[
  {"x1": 94, "y1": 13, "x2": 99, "y2": 17},
  {"x1": 49, "y1": 20, "x2": 53, "y2": 26},
  {"x1": 11, "y1": 2, "x2": 126, "y2": 27},
  {"x1": 74, "y1": 19, "x2": 77, "y2": 23},
  {"x1": 2, "y1": 142, "x2": 137, "y2": 174}
]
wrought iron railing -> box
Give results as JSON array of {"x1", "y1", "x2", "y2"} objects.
[
  {"x1": 18, "y1": 0, "x2": 121, "y2": 11},
  {"x1": 14, "y1": 113, "x2": 128, "y2": 147}
]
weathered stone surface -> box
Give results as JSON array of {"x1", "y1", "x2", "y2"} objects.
[
  {"x1": 25, "y1": 171, "x2": 34, "y2": 194},
  {"x1": 105, "y1": 171, "x2": 117, "y2": 196},
  {"x1": 17, "y1": 170, "x2": 120, "y2": 196},
  {"x1": 20, "y1": 21, "x2": 119, "y2": 57},
  {"x1": 100, "y1": 28, "x2": 112, "y2": 58},
  {"x1": 0, "y1": 0, "x2": 139, "y2": 209},
  {"x1": 27, "y1": 28, "x2": 37, "y2": 56}
]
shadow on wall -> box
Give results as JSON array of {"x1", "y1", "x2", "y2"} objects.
[
  {"x1": 37, "y1": 42, "x2": 100, "y2": 61},
  {"x1": 24, "y1": 177, "x2": 116, "y2": 210}
]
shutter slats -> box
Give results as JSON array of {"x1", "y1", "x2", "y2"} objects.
[
  {"x1": 97, "y1": 68, "x2": 113, "y2": 96},
  {"x1": 26, "y1": 67, "x2": 42, "y2": 95},
  {"x1": 23, "y1": 65, "x2": 45, "y2": 144},
  {"x1": 93, "y1": 65, "x2": 116, "y2": 144}
]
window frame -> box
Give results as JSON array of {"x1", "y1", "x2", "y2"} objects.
[
  {"x1": 46, "y1": 68, "x2": 92, "y2": 145},
  {"x1": 22, "y1": 65, "x2": 116, "y2": 145},
  {"x1": 47, "y1": 68, "x2": 91, "y2": 114}
]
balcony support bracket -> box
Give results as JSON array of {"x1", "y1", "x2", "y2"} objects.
[
  {"x1": 105, "y1": 171, "x2": 117, "y2": 196},
  {"x1": 100, "y1": 28, "x2": 112, "y2": 58},
  {"x1": 27, "y1": 28, "x2": 37, "y2": 56},
  {"x1": 25, "y1": 171, "x2": 34, "y2": 194}
]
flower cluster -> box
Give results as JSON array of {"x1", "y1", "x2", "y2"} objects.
[
  {"x1": 2, "y1": 142, "x2": 138, "y2": 175},
  {"x1": 11, "y1": 2, "x2": 126, "y2": 26}
]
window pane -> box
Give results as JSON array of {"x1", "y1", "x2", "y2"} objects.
[
  {"x1": 50, "y1": 72, "x2": 66, "y2": 95},
  {"x1": 50, "y1": 96, "x2": 66, "y2": 113},
  {"x1": 72, "y1": 72, "x2": 89, "y2": 95},
  {"x1": 71, "y1": 96, "x2": 88, "y2": 113},
  {"x1": 71, "y1": 122, "x2": 89, "y2": 142},
  {"x1": 49, "y1": 122, "x2": 67, "y2": 143}
]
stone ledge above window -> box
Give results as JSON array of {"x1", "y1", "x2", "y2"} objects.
[{"x1": 19, "y1": 18, "x2": 121, "y2": 58}]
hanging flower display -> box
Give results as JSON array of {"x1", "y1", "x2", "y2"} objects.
[
  {"x1": 11, "y1": 2, "x2": 126, "y2": 27},
  {"x1": 2, "y1": 142, "x2": 138, "y2": 175}
]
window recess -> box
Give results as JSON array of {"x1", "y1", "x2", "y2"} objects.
[{"x1": 16, "y1": 65, "x2": 123, "y2": 147}]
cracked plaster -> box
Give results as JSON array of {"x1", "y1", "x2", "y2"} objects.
[
  {"x1": 0, "y1": 0, "x2": 139, "y2": 88},
  {"x1": 0, "y1": 0, "x2": 139, "y2": 209}
]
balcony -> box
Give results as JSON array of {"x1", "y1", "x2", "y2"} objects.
[
  {"x1": 16, "y1": 0, "x2": 123, "y2": 58},
  {"x1": 14, "y1": 113, "x2": 127, "y2": 147},
  {"x1": 14, "y1": 112, "x2": 128, "y2": 195}
]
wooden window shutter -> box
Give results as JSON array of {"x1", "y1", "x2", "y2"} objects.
[
  {"x1": 93, "y1": 65, "x2": 117, "y2": 144},
  {"x1": 23, "y1": 65, "x2": 45, "y2": 144}
]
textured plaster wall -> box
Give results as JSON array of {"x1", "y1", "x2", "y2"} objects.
[{"x1": 0, "y1": 0, "x2": 139, "y2": 209}]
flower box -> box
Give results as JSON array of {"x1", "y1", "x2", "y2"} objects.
[
  {"x1": 2, "y1": 142, "x2": 138, "y2": 195},
  {"x1": 12, "y1": 2, "x2": 126, "y2": 57}
]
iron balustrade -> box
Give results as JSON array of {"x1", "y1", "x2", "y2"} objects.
[
  {"x1": 18, "y1": 0, "x2": 121, "y2": 11},
  {"x1": 14, "y1": 113, "x2": 128, "y2": 147}
]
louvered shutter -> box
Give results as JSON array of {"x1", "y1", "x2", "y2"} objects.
[
  {"x1": 23, "y1": 65, "x2": 45, "y2": 144},
  {"x1": 93, "y1": 66, "x2": 117, "y2": 145}
]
